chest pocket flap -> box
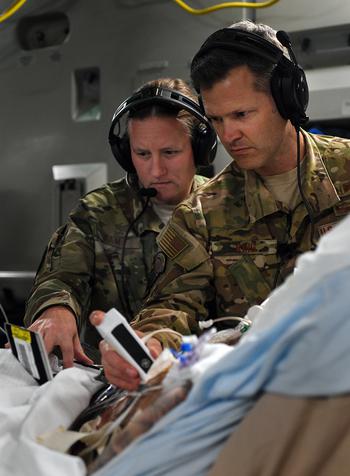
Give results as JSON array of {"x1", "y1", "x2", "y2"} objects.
[{"x1": 157, "y1": 222, "x2": 209, "y2": 272}]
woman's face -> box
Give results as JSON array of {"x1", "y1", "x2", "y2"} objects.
[{"x1": 129, "y1": 115, "x2": 196, "y2": 204}]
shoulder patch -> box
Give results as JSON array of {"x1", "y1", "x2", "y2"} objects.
[{"x1": 159, "y1": 223, "x2": 189, "y2": 259}]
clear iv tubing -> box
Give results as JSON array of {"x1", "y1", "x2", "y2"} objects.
[{"x1": 198, "y1": 316, "x2": 252, "y2": 330}]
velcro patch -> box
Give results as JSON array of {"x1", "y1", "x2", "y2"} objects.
[
  {"x1": 318, "y1": 222, "x2": 336, "y2": 237},
  {"x1": 159, "y1": 224, "x2": 189, "y2": 259}
]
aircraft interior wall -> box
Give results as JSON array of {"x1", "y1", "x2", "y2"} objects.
[{"x1": 1, "y1": 0, "x2": 350, "y2": 326}]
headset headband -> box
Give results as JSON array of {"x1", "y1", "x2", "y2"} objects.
[
  {"x1": 195, "y1": 28, "x2": 285, "y2": 64},
  {"x1": 109, "y1": 87, "x2": 214, "y2": 139}
]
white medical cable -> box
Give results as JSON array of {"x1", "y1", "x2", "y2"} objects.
[
  {"x1": 0, "y1": 303, "x2": 9, "y2": 336},
  {"x1": 198, "y1": 316, "x2": 252, "y2": 330},
  {"x1": 142, "y1": 318, "x2": 251, "y2": 341},
  {"x1": 0, "y1": 303, "x2": 9, "y2": 324}
]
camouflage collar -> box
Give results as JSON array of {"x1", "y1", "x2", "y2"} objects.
[
  {"x1": 244, "y1": 170, "x2": 280, "y2": 223},
  {"x1": 140, "y1": 175, "x2": 208, "y2": 234},
  {"x1": 113, "y1": 177, "x2": 162, "y2": 235},
  {"x1": 304, "y1": 132, "x2": 341, "y2": 214},
  {"x1": 142, "y1": 175, "x2": 208, "y2": 233},
  {"x1": 244, "y1": 130, "x2": 341, "y2": 223},
  {"x1": 119, "y1": 174, "x2": 208, "y2": 235}
]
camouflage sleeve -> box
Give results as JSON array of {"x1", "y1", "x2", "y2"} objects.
[
  {"x1": 132, "y1": 201, "x2": 215, "y2": 349},
  {"x1": 23, "y1": 202, "x2": 95, "y2": 330}
]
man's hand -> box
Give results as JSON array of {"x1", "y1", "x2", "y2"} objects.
[
  {"x1": 28, "y1": 306, "x2": 93, "y2": 368},
  {"x1": 90, "y1": 310, "x2": 162, "y2": 391}
]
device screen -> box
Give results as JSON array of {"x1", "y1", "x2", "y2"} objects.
[{"x1": 111, "y1": 324, "x2": 153, "y2": 372}]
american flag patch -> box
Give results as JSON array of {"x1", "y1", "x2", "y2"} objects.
[{"x1": 159, "y1": 224, "x2": 189, "y2": 259}]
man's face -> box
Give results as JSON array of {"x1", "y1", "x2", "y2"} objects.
[
  {"x1": 129, "y1": 116, "x2": 196, "y2": 204},
  {"x1": 201, "y1": 65, "x2": 295, "y2": 176}
]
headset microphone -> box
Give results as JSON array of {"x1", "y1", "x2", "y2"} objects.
[
  {"x1": 275, "y1": 29, "x2": 315, "y2": 248},
  {"x1": 139, "y1": 187, "x2": 158, "y2": 198},
  {"x1": 276, "y1": 30, "x2": 297, "y2": 63},
  {"x1": 120, "y1": 187, "x2": 156, "y2": 319}
]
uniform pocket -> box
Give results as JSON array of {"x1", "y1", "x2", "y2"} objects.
[
  {"x1": 228, "y1": 254, "x2": 273, "y2": 306},
  {"x1": 46, "y1": 224, "x2": 68, "y2": 271}
]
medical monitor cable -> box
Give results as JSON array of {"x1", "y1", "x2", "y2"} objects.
[{"x1": 295, "y1": 125, "x2": 317, "y2": 250}]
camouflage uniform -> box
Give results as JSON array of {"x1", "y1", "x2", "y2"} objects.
[
  {"x1": 132, "y1": 132, "x2": 350, "y2": 348},
  {"x1": 24, "y1": 174, "x2": 208, "y2": 353}
]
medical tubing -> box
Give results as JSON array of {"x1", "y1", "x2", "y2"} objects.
[{"x1": 198, "y1": 316, "x2": 252, "y2": 329}]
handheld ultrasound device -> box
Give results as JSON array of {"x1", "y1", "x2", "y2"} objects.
[{"x1": 95, "y1": 308, "x2": 154, "y2": 380}]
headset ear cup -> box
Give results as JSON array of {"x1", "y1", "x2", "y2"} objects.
[
  {"x1": 270, "y1": 69, "x2": 288, "y2": 120},
  {"x1": 270, "y1": 66, "x2": 309, "y2": 126},
  {"x1": 293, "y1": 67, "x2": 309, "y2": 121},
  {"x1": 191, "y1": 124, "x2": 218, "y2": 166},
  {"x1": 109, "y1": 133, "x2": 135, "y2": 173}
]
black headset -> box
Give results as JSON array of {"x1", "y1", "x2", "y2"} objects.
[
  {"x1": 108, "y1": 87, "x2": 218, "y2": 173},
  {"x1": 191, "y1": 28, "x2": 309, "y2": 128}
]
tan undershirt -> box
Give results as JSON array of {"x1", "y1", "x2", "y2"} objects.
[
  {"x1": 262, "y1": 160, "x2": 306, "y2": 211},
  {"x1": 152, "y1": 202, "x2": 176, "y2": 225}
]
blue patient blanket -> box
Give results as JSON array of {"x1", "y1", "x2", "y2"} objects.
[{"x1": 94, "y1": 215, "x2": 350, "y2": 476}]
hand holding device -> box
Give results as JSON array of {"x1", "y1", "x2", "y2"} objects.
[
  {"x1": 27, "y1": 306, "x2": 93, "y2": 368},
  {"x1": 95, "y1": 308, "x2": 155, "y2": 381}
]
